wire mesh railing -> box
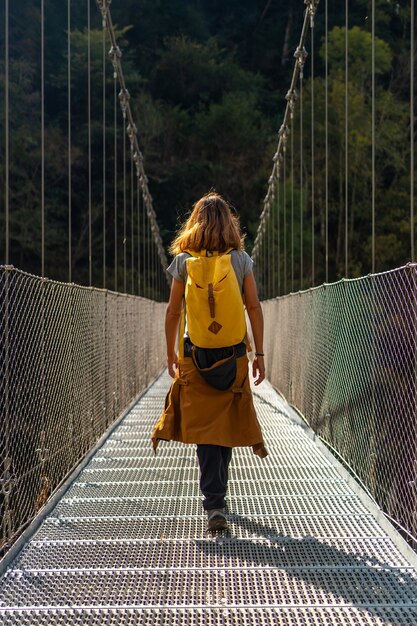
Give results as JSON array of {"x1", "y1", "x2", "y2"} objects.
[
  {"x1": 263, "y1": 263, "x2": 417, "y2": 547},
  {"x1": 0, "y1": 265, "x2": 166, "y2": 557}
]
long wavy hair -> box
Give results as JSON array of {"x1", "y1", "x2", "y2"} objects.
[{"x1": 169, "y1": 192, "x2": 245, "y2": 255}]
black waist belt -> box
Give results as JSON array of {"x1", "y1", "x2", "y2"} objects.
[
  {"x1": 189, "y1": 341, "x2": 246, "y2": 390},
  {"x1": 184, "y1": 337, "x2": 246, "y2": 359}
]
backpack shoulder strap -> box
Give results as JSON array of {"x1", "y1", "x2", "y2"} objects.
[
  {"x1": 184, "y1": 248, "x2": 234, "y2": 259},
  {"x1": 184, "y1": 249, "x2": 203, "y2": 258}
]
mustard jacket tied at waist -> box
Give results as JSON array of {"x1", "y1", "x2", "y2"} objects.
[{"x1": 152, "y1": 354, "x2": 268, "y2": 457}]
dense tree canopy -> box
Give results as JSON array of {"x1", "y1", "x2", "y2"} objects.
[{"x1": 0, "y1": 0, "x2": 415, "y2": 291}]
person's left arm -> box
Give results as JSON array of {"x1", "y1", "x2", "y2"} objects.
[{"x1": 165, "y1": 278, "x2": 185, "y2": 377}]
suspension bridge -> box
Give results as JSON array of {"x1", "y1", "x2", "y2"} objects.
[{"x1": 1, "y1": 0, "x2": 417, "y2": 624}]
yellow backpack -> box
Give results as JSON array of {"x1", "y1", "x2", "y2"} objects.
[{"x1": 184, "y1": 249, "x2": 247, "y2": 348}]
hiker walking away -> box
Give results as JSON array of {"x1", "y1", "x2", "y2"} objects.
[{"x1": 152, "y1": 192, "x2": 268, "y2": 533}]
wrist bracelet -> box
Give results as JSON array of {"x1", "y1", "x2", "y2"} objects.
[{"x1": 255, "y1": 352, "x2": 264, "y2": 357}]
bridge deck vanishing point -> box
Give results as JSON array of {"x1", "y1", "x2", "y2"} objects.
[{"x1": 1, "y1": 371, "x2": 417, "y2": 626}]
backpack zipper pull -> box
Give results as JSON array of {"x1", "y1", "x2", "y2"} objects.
[{"x1": 208, "y1": 283, "x2": 215, "y2": 318}]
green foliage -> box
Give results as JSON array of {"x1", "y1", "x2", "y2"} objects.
[
  {"x1": 0, "y1": 0, "x2": 415, "y2": 290},
  {"x1": 151, "y1": 36, "x2": 261, "y2": 109},
  {"x1": 322, "y1": 25, "x2": 392, "y2": 84}
]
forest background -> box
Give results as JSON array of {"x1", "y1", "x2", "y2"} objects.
[{"x1": 0, "y1": 0, "x2": 415, "y2": 294}]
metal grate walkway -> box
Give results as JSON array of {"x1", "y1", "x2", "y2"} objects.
[{"x1": 1, "y1": 371, "x2": 417, "y2": 625}]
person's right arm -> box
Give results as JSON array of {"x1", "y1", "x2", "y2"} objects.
[{"x1": 243, "y1": 271, "x2": 265, "y2": 385}]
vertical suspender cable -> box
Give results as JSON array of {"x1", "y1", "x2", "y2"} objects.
[
  {"x1": 4, "y1": 0, "x2": 9, "y2": 265},
  {"x1": 291, "y1": 114, "x2": 294, "y2": 292},
  {"x1": 259, "y1": 228, "x2": 264, "y2": 299},
  {"x1": 137, "y1": 179, "x2": 141, "y2": 295},
  {"x1": 40, "y1": 0, "x2": 47, "y2": 515},
  {"x1": 300, "y1": 69, "x2": 304, "y2": 290},
  {"x1": 258, "y1": 229, "x2": 263, "y2": 299},
  {"x1": 88, "y1": 0, "x2": 92, "y2": 285},
  {"x1": 153, "y1": 232, "x2": 157, "y2": 298},
  {"x1": 131, "y1": 150, "x2": 134, "y2": 294},
  {"x1": 277, "y1": 171, "x2": 281, "y2": 295},
  {"x1": 345, "y1": 0, "x2": 349, "y2": 277},
  {"x1": 3, "y1": 0, "x2": 11, "y2": 547},
  {"x1": 142, "y1": 186, "x2": 146, "y2": 296},
  {"x1": 264, "y1": 207, "x2": 271, "y2": 299},
  {"x1": 155, "y1": 247, "x2": 159, "y2": 301},
  {"x1": 325, "y1": 0, "x2": 329, "y2": 282},
  {"x1": 269, "y1": 202, "x2": 273, "y2": 297},
  {"x1": 263, "y1": 214, "x2": 266, "y2": 299},
  {"x1": 150, "y1": 226, "x2": 153, "y2": 298},
  {"x1": 147, "y1": 208, "x2": 151, "y2": 297},
  {"x1": 123, "y1": 116, "x2": 127, "y2": 292},
  {"x1": 87, "y1": 0, "x2": 94, "y2": 449},
  {"x1": 270, "y1": 203, "x2": 274, "y2": 298},
  {"x1": 68, "y1": 0, "x2": 75, "y2": 506},
  {"x1": 68, "y1": 0, "x2": 72, "y2": 282},
  {"x1": 158, "y1": 240, "x2": 161, "y2": 299},
  {"x1": 371, "y1": 0, "x2": 376, "y2": 273},
  {"x1": 114, "y1": 77, "x2": 118, "y2": 291},
  {"x1": 41, "y1": 0, "x2": 45, "y2": 277},
  {"x1": 283, "y1": 144, "x2": 287, "y2": 294},
  {"x1": 411, "y1": 0, "x2": 415, "y2": 262},
  {"x1": 102, "y1": 20, "x2": 106, "y2": 288},
  {"x1": 158, "y1": 254, "x2": 162, "y2": 301},
  {"x1": 264, "y1": 217, "x2": 267, "y2": 296},
  {"x1": 271, "y1": 183, "x2": 276, "y2": 297},
  {"x1": 311, "y1": 16, "x2": 315, "y2": 287},
  {"x1": 370, "y1": 0, "x2": 377, "y2": 507}
]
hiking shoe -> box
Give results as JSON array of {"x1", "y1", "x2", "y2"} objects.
[{"x1": 206, "y1": 508, "x2": 228, "y2": 532}]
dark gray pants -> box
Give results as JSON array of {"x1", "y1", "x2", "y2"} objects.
[{"x1": 196, "y1": 444, "x2": 233, "y2": 511}]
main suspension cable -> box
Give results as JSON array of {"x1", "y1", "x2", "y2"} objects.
[
  {"x1": 251, "y1": 2, "x2": 318, "y2": 294},
  {"x1": 97, "y1": 2, "x2": 169, "y2": 286}
]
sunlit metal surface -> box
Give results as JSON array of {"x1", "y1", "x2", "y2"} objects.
[{"x1": 1, "y1": 371, "x2": 416, "y2": 625}]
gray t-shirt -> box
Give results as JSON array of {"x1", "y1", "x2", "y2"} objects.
[{"x1": 167, "y1": 250, "x2": 253, "y2": 292}]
